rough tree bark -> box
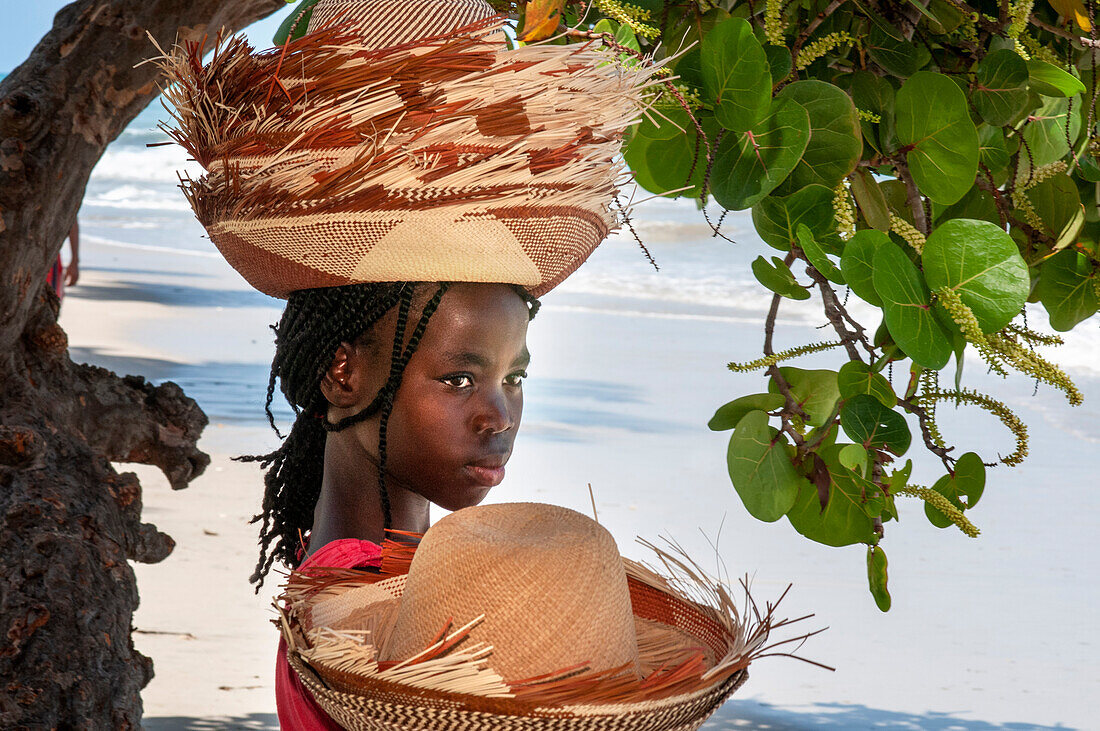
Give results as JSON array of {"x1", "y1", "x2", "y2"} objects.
[{"x1": 0, "y1": 1, "x2": 281, "y2": 726}]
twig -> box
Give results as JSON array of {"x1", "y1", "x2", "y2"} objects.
[
  {"x1": 1030, "y1": 14, "x2": 1100, "y2": 47},
  {"x1": 895, "y1": 160, "x2": 930, "y2": 236},
  {"x1": 897, "y1": 397, "x2": 956, "y2": 468}
]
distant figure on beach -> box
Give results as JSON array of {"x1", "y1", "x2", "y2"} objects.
[
  {"x1": 158, "y1": 0, "x2": 646, "y2": 726},
  {"x1": 46, "y1": 220, "x2": 80, "y2": 300}
]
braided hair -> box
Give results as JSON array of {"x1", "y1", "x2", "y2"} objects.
[{"x1": 241, "y1": 282, "x2": 540, "y2": 588}]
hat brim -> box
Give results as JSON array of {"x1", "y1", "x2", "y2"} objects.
[{"x1": 279, "y1": 543, "x2": 778, "y2": 730}]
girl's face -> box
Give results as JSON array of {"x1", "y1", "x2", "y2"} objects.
[{"x1": 341, "y1": 283, "x2": 531, "y2": 511}]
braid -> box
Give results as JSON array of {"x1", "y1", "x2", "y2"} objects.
[
  {"x1": 240, "y1": 282, "x2": 407, "y2": 589},
  {"x1": 242, "y1": 281, "x2": 533, "y2": 589}
]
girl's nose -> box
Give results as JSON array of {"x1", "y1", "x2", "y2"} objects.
[{"x1": 473, "y1": 391, "x2": 513, "y2": 435}]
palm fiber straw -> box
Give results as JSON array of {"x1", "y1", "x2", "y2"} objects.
[
  {"x1": 154, "y1": 0, "x2": 655, "y2": 298},
  {"x1": 277, "y1": 503, "x2": 819, "y2": 731}
]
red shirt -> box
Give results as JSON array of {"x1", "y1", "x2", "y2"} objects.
[{"x1": 275, "y1": 539, "x2": 383, "y2": 729}]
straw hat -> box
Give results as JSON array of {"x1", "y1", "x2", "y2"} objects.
[
  {"x1": 278, "y1": 503, "x2": 807, "y2": 731},
  {"x1": 157, "y1": 0, "x2": 650, "y2": 298}
]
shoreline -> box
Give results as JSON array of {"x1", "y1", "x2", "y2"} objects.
[{"x1": 62, "y1": 236, "x2": 1097, "y2": 730}]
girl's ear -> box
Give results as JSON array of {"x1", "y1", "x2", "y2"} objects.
[{"x1": 320, "y1": 342, "x2": 361, "y2": 408}]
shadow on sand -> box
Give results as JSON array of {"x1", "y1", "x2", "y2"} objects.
[
  {"x1": 703, "y1": 699, "x2": 1073, "y2": 730},
  {"x1": 141, "y1": 702, "x2": 1070, "y2": 730}
]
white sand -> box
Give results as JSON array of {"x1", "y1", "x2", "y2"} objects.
[{"x1": 60, "y1": 236, "x2": 1098, "y2": 730}]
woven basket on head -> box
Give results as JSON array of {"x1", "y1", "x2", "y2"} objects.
[
  {"x1": 277, "y1": 503, "x2": 787, "y2": 731},
  {"x1": 157, "y1": 0, "x2": 653, "y2": 298}
]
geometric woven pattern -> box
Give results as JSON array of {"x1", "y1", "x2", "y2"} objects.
[{"x1": 157, "y1": 0, "x2": 651, "y2": 298}]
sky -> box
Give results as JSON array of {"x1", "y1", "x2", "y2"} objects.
[{"x1": 1, "y1": 2, "x2": 287, "y2": 74}]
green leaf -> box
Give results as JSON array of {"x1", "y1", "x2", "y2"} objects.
[
  {"x1": 838, "y1": 361, "x2": 897, "y2": 408},
  {"x1": 767, "y1": 367, "x2": 841, "y2": 428},
  {"x1": 623, "y1": 134, "x2": 662, "y2": 194},
  {"x1": 1022, "y1": 95, "x2": 1082, "y2": 172},
  {"x1": 727, "y1": 411, "x2": 805, "y2": 522},
  {"x1": 896, "y1": 72, "x2": 979, "y2": 205},
  {"x1": 867, "y1": 26, "x2": 923, "y2": 77},
  {"x1": 923, "y1": 454, "x2": 984, "y2": 527},
  {"x1": 838, "y1": 443, "x2": 870, "y2": 475},
  {"x1": 709, "y1": 393, "x2": 786, "y2": 431},
  {"x1": 867, "y1": 545, "x2": 891, "y2": 612},
  {"x1": 978, "y1": 125, "x2": 1012, "y2": 187},
  {"x1": 922, "y1": 219, "x2": 1030, "y2": 333},
  {"x1": 711, "y1": 97, "x2": 811, "y2": 210},
  {"x1": 849, "y1": 71, "x2": 896, "y2": 156},
  {"x1": 973, "y1": 49, "x2": 1029, "y2": 126},
  {"x1": 787, "y1": 446, "x2": 877, "y2": 547},
  {"x1": 1037, "y1": 249, "x2": 1100, "y2": 331},
  {"x1": 752, "y1": 256, "x2": 812, "y2": 300},
  {"x1": 935, "y1": 184, "x2": 1001, "y2": 226},
  {"x1": 273, "y1": 0, "x2": 322, "y2": 45},
  {"x1": 1027, "y1": 59, "x2": 1086, "y2": 97},
  {"x1": 840, "y1": 229, "x2": 890, "y2": 306},
  {"x1": 701, "y1": 18, "x2": 771, "y2": 131},
  {"x1": 642, "y1": 115, "x2": 717, "y2": 196},
  {"x1": 752, "y1": 184, "x2": 838, "y2": 251},
  {"x1": 636, "y1": 106, "x2": 690, "y2": 141},
  {"x1": 840, "y1": 394, "x2": 912, "y2": 455},
  {"x1": 1026, "y1": 174, "x2": 1085, "y2": 249},
  {"x1": 850, "y1": 169, "x2": 892, "y2": 232},
  {"x1": 766, "y1": 44, "x2": 793, "y2": 85},
  {"x1": 774, "y1": 81, "x2": 862, "y2": 191},
  {"x1": 873, "y1": 243, "x2": 953, "y2": 368},
  {"x1": 673, "y1": 46, "x2": 705, "y2": 90},
  {"x1": 795, "y1": 224, "x2": 845, "y2": 284}
]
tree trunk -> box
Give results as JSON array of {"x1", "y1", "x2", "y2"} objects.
[{"x1": 0, "y1": 1, "x2": 281, "y2": 726}]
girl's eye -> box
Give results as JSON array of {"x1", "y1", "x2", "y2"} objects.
[
  {"x1": 441, "y1": 374, "x2": 474, "y2": 389},
  {"x1": 504, "y1": 370, "x2": 527, "y2": 387}
]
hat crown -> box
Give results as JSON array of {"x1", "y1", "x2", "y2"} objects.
[
  {"x1": 381, "y1": 503, "x2": 640, "y2": 682},
  {"x1": 304, "y1": 0, "x2": 499, "y2": 48}
]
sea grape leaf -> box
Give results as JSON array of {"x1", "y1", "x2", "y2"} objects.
[
  {"x1": 867, "y1": 545, "x2": 891, "y2": 612},
  {"x1": 973, "y1": 49, "x2": 1029, "y2": 126},
  {"x1": 709, "y1": 393, "x2": 786, "y2": 431},
  {"x1": 840, "y1": 229, "x2": 889, "y2": 306},
  {"x1": 978, "y1": 125, "x2": 1012, "y2": 187},
  {"x1": 795, "y1": 225, "x2": 845, "y2": 284},
  {"x1": 643, "y1": 115, "x2": 717, "y2": 196},
  {"x1": 774, "y1": 80, "x2": 862, "y2": 191},
  {"x1": 766, "y1": 44, "x2": 793, "y2": 84},
  {"x1": 751, "y1": 256, "x2": 812, "y2": 300},
  {"x1": 850, "y1": 168, "x2": 892, "y2": 232},
  {"x1": 925, "y1": 452, "x2": 985, "y2": 530},
  {"x1": 273, "y1": 0, "x2": 322, "y2": 45},
  {"x1": 701, "y1": 18, "x2": 771, "y2": 132},
  {"x1": 840, "y1": 394, "x2": 912, "y2": 455},
  {"x1": 922, "y1": 218, "x2": 1030, "y2": 334},
  {"x1": 896, "y1": 71, "x2": 979, "y2": 205},
  {"x1": 1027, "y1": 59, "x2": 1087, "y2": 97},
  {"x1": 1037, "y1": 249, "x2": 1100, "y2": 331},
  {"x1": 838, "y1": 361, "x2": 897, "y2": 408},
  {"x1": 727, "y1": 410, "x2": 804, "y2": 522},
  {"x1": 838, "y1": 443, "x2": 870, "y2": 476},
  {"x1": 849, "y1": 70, "x2": 896, "y2": 155},
  {"x1": 787, "y1": 446, "x2": 877, "y2": 547},
  {"x1": 866, "y1": 26, "x2": 923, "y2": 77},
  {"x1": 636, "y1": 105, "x2": 691, "y2": 141},
  {"x1": 1026, "y1": 174, "x2": 1086, "y2": 249},
  {"x1": 711, "y1": 97, "x2": 811, "y2": 210},
  {"x1": 767, "y1": 367, "x2": 841, "y2": 428},
  {"x1": 673, "y1": 46, "x2": 705, "y2": 90},
  {"x1": 935, "y1": 184, "x2": 1001, "y2": 226},
  {"x1": 873, "y1": 243, "x2": 953, "y2": 368},
  {"x1": 1022, "y1": 95, "x2": 1082, "y2": 172},
  {"x1": 752, "y1": 184, "x2": 838, "y2": 251},
  {"x1": 623, "y1": 134, "x2": 663, "y2": 194}
]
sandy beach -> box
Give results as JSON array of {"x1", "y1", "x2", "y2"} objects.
[{"x1": 59, "y1": 202, "x2": 1099, "y2": 729}]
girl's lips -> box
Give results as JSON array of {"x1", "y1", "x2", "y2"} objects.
[{"x1": 465, "y1": 464, "x2": 506, "y2": 487}]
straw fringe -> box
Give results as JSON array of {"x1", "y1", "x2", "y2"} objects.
[
  {"x1": 278, "y1": 535, "x2": 825, "y2": 711},
  {"x1": 152, "y1": 14, "x2": 660, "y2": 297}
]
